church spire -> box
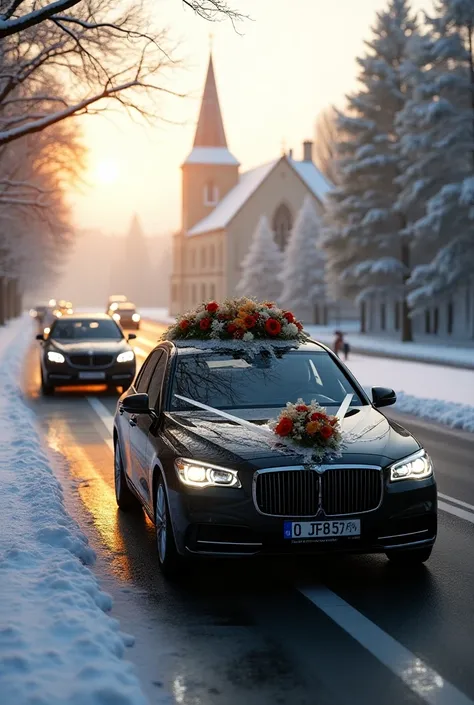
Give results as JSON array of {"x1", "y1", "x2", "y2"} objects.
[{"x1": 193, "y1": 53, "x2": 228, "y2": 148}]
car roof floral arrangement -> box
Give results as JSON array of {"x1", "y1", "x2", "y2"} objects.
[{"x1": 162, "y1": 298, "x2": 307, "y2": 342}]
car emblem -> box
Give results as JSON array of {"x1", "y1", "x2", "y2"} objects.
[
  {"x1": 88, "y1": 350, "x2": 93, "y2": 355},
  {"x1": 312, "y1": 465, "x2": 325, "y2": 474}
]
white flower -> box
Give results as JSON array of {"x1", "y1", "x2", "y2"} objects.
[
  {"x1": 195, "y1": 310, "x2": 208, "y2": 321},
  {"x1": 259, "y1": 310, "x2": 270, "y2": 320},
  {"x1": 211, "y1": 319, "x2": 225, "y2": 332},
  {"x1": 285, "y1": 322, "x2": 299, "y2": 336},
  {"x1": 243, "y1": 332, "x2": 254, "y2": 341}
]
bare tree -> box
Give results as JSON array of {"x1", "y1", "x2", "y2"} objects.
[
  {"x1": 313, "y1": 106, "x2": 343, "y2": 185},
  {"x1": 0, "y1": 0, "x2": 244, "y2": 39}
]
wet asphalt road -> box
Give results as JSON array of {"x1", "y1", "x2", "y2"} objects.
[{"x1": 23, "y1": 319, "x2": 474, "y2": 705}]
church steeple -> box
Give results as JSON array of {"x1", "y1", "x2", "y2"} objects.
[{"x1": 193, "y1": 54, "x2": 227, "y2": 148}]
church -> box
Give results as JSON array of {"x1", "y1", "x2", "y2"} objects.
[{"x1": 170, "y1": 54, "x2": 332, "y2": 316}]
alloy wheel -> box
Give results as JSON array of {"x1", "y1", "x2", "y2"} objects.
[{"x1": 156, "y1": 484, "x2": 167, "y2": 563}]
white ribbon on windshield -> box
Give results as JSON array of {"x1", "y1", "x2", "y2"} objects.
[{"x1": 173, "y1": 392, "x2": 354, "y2": 433}]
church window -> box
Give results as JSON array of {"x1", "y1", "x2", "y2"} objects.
[
  {"x1": 218, "y1": 242, "x2": 223, "y2": 267},
  {"x1": 201, "y1": 283, "x2": 206, "y2": 301},
  {"x1": 190, "y1": 249, "x2": 196, "y2": 269},
  {"x1": 210, "y1": 283, "x2": 216, "y2": 299},
  {"x1": 192, "y1": 284, "x2": 196, "y2": 304},
  {"x1": 210, "y1": 245, "x2": 215, "y2": 268},
  {"x1": 204, "y1": 182, "x2": 219, "y2": 206},
  {"x1": 272, "y1": 204, "x2": 293, "y2": 250},
  {"x1": 201, "y1": 247, "x2": 207, "y2": 269}
]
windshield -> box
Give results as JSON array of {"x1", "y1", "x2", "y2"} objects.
[
  {"x1": 50, "y1": 319, "x2": 123, "y2": 341},
  {"x1": 170, "y1": 350, "x2": 365, "y2": 412},
  {"x1": 117, "y1": 303, "x2": 136, "y2": 311}
]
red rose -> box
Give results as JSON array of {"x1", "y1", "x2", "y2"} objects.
[
  {"x1": 296, "y1": 404, "x2": 308, "y2": 412},
  {"x1": 244, "y1": 314, "x2": 257, "y2": 329},
  {"x1": 233, "y1": 329, "x2": 244, "y2": 339},
  {"x1": 199, "y1": 317, "x2": 211, "y2": 330},
  {"x1": 227, "y1": 323, "x2": 237, "y2": 335},
  {"x1": 320, "y1": 425, "x2": 333, "y2": 440},
  {"x1": 311, "y1": 412, "x2": 326, "y2": 421},
  {"x1": 296, "y1": 321, "x2": 303, "y2": 331},
  {"x1": 264, "y1": 302, "x2": 275, "y2": 308},
  {"x1": 265, "y1": 318, "x2": 282, "y2": 336},
  {"x1": 179, "y1": 319, "x2": 189, "y2": 330},
  {"x1": 284, "y1": 311, "x2": 295, "y2": 323},
  {"x1": 206, "y1": 301, "x2": 219, "y2": 313},
  {"x1": 275, "y1": 417, "x2": 294, "y2": 437}
]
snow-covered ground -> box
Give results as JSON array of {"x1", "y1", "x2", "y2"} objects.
[{"x1": 0, "y1": 317, "x2": 148, "y2": 705}]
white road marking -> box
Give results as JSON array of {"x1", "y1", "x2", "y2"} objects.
[
  {"x1": 438, "y1": 492, "x2": 474, "y2": 513},
  {"x1": 134, "y1": 346, "x2": 149, "y2": 359},
  {"x1": 438, "y1": 500, "x2": 474, "y2": 524},
  {"x1": 86, "y1": 396, "x2": 114, "y2": 436},
  {"x1": 299, "y1": 585, "x2": 474, "y2": 705}
]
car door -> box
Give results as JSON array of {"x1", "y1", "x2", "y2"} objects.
[
  {"x1": 134, "y1": 349, "x2": 169, "y2": 504},
  {"x1": 126, "y1": 349, "x2": 162, "y2": 493}
]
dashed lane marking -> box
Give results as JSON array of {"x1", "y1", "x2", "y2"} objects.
[
  {"x1": 86, "y1": 396, "x2": 114, "y2": 451},
  {"x1": 299, "y1": 585, "x2": 474, "y2": 705}
]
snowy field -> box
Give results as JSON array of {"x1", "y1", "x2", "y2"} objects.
[{"x1": 0, "y1": 317, "x2": 148, "y2": 705}]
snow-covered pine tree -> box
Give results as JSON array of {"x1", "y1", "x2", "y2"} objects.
[
  {"x1": 405, "y1": 0, "x2": 474, "y2": 311},
  {"x1": 323, "y1": 0, "x2": 418, "y2": 340},
  {"x1": 236, "y1": 215, "x2": 283, "y2": 302},
  {"x1": 280, "y1": 195, "x2": 326, "y2": 323}
]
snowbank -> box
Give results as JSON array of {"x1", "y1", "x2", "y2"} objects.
[
  {"x1": 393, "y1": 392, "x2": 474, "y2": 433},
  {"x1": 0, "y1": 317, "x2": 147, "y2": 705}
]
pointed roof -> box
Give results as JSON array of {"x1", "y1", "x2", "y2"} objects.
[
  {"x1": 183, "y1": 54, "x2": 239, "y2": 167},
  {"x1": 127, "y1": 213, "x2": 144, "y2": 239},
  {"x1": 194, "y1": 54, "x2": 227, "y2": 148}
]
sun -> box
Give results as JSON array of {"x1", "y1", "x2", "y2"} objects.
[{"x1": 94, "y1": 158, "x2": 119, "y2": 185}]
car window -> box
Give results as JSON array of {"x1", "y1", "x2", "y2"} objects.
[
  {"x1": 147, "y1": 351, "x2": 168, "y2": 409},
  {"x1": 171, "y1": 350, "x2": 365, "y2": 411},
  {"x1": 50, "y1": 319, "x2": 123, "y2": 340},
  {"x1": 135, "y1": 350, "x2": 161, "y2": 393}
]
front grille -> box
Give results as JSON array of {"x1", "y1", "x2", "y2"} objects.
[
  {"x1": 254, "y1": 468, "x2": 382, "y2": 517},
  {"x1": 68, "y1": 353, "x2": 114, "y2": 367},
  {"x1": 255, "y1": 470, "x2": 319, "y2": 516}
]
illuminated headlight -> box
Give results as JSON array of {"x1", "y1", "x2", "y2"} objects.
[
  {"x1": 47, "y1": 351, "x2": 65, "y2": 364},
  {"x1": 29, "y1": 309, "x2": 37, "y2": 318},
  {"x1": 175, "y1": 458, "x2": 241, "y2": 488},
  {"x1": 67, "y1": 308, "x2": 73, "y2": 314},
  {"x1": 110, "y1": 302, "x2": 119, "y2": 311},
  {"x1": 132, "y1": 313, "x2": 140, "y2": 322},
  {"x1": 389, "y1": 450, "x2": 433, "y2": 482},
  {"x1": 112, "y1": 313, "x2": 121, "y2": 321},
  {"x1": 117, "y1": 350, "x2": 134, "y2": 363},
  {"x1": 44, "y1": 327, "x2": 50, "y2": 335},
  {"x1": 53, "y1": 310, "x2": 62, "y2": 317}
]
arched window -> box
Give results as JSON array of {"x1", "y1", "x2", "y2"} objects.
[
  {"x1": 272, "y1": 204, "x2": 293, "y2": 250},
  {"x1": 210, "y1": 244, "x2": 215, "y2": 268},
  {"x1": 204, "y1": 182, "x2": 219, "y2": 206}
]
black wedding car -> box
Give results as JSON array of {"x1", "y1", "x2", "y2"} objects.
[
  {"x1": 113, "y1": 339, "x2": 437, "y2": 575},
  {"x1": 37, "y1": 313, "x2": 136, "y2": 394}
]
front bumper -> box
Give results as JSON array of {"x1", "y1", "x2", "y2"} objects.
[
  {"x1": 44, "y1": 360, "x2": 136, "y2": 386},
  {"x1": 167, "y1": 477, "x2": 437, "y2": 557}
]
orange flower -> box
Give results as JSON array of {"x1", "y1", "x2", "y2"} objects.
[
  {"x1": 305, "y1": 421, "x2": 320, "y2": 435},
  {"x1": 330, "y1": 417, "x2": 339, "y2": 427},
  {"x1": 275, "y1": 417, "x2": 294, "y2": 436},
  {"x1": 320, "y1": 425, "x2": 333, "y2": 440}
]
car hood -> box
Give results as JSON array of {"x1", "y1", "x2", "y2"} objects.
[
  {"x1": 163, "y1": 405, "x2": 421, "y2": 470},
  {"x1": 48, "y1": 339, "x2": 130, "y2": 354}
]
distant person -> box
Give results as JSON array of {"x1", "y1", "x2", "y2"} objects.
[
  {"x1": 333, "y1": 330, "x2": 343, "y2": 358},
  {"x1": 343, "y1": 338, "x2": 350, "y2": 361}
]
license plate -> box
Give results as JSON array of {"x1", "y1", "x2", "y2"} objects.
[
  {"x1": 79, "y1": 371, "x2": 106, "y2": 380},
  {"x1": 284, "y1": 519, "x2": 361, "y2": 539}
]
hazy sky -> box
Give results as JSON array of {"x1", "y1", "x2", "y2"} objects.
[{"x1": 69, "y1": 0, "x2": 433, "y2": 238}]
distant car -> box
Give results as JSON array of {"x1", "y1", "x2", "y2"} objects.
[
  {"x1": 113, "y1": 339, "x2": 437, "y2": 576},
  {"x1": 30, "y1": 304, "x2": 49, "y2": 325},
  {"x1": 55, "y1": 300, "x2": 74, "y2": 316},
  {"x1": 107, "y1": 294, "x2": 128, "y2": 312},
  {"x1": 108, "y1": 302, "x2": 141, "y2": 329},
  {"x1": 36, "y1": 313, "x2": 136, "y2": 395}
]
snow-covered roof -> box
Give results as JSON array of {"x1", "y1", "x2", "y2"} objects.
[
  {"x1": 187, "y1": 156, "x2": 332, "y2": 237},
  {"x1": 289, "y1": 158, "x2": 332, "y2": 200},
  {"x1": 188, "y1": 160, "x2": 278, "y2": 235},
  {"x1": 183, "y1": 146, "x2": 239, "y2": 166}
]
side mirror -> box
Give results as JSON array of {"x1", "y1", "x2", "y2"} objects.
[
  {"x1": 372, "y1": 386, "x2": 397, "y2": 408},
  {"x1": 120, "y1": 392, "x2": 152, "y2": 415},
  {"x1": 36, "y1": 333, "x2": 44, "y2": 341},
  {"x1": 128, "y1": 333, "x2": 137, "y2": 341}
]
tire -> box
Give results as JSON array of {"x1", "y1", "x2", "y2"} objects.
[
  {"x1": 107, "y1": 384, "x2": 118, "y2": 394},
  {"x1": 41, "y1": 370, "x2": 54, "y2": 396},
  {"x1": 155, "y1": 475, "x2": 185, "y2": 578},
  {"x1": 386, "y1": 546, "x2": 433, "y2": 565},
  {"x1": 114, "y1": 441, "x2": 140, "y2": 511}
]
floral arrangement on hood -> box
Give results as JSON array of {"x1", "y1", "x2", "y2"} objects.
[
  {"x1": 162, "y1": 298, "x2": 307, "y2": 342},
  {"x1": 268, "y1": 399, "x2": 343, "y2": 459}
]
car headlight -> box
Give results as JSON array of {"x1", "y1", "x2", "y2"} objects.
[
  {"x1": 47, "y1": 351, "x2": 65, "y2": 364},
  {"x1": 67, "y1": 308, "x2": 73, "y2": 314},
  {"x1": 113, "y1": 313, "x2": 121, "y2": 321},
  {"x1": 175, "y1": 458, "x2": 241, "y2": 488},
  {"x1": 117, "y1": 350, "x2": 134, "y2": 363},
  {"x1": 132, "y1": 313, "x2": 140, "y2": 322},
  {"x1": 110, "y1": 302, "x2": 119, "y2": 311},
  {"x1": 389, "y1": 449, "x2": 433, "y2": 482}
]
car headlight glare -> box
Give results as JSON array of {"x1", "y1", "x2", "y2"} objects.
[
  {"x1": 117, "y1": 350, "x2": 134, "y2": 363},
  {"x1": 389, "y1": 450, "x2": 433, "y2": 482},
  {"x1": 132, "y1": 313, "x2": 141, "y2": 322},
  {"x1": 112, "y1": 313, "x2": 121, "y2": 321},
  {"x1": 47, "y1": 351, "x2": 65, "y2": 364},
  {"x1": 175, "y1": 458, "x2": 241, "y2": 488}
]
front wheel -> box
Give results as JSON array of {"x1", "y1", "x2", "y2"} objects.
[
  {"x1": 114, "y1": 442, "x2": 140, "y2": 511},
  {"x1": 385, "y1": 546, "x2": 433, "y2": 565},
  {"x1": 41, "y1": 370, "x2": 54, "y2": 396},
  {"x1": 155, "y1": 476, "x2": 185, "y2": 578}
]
